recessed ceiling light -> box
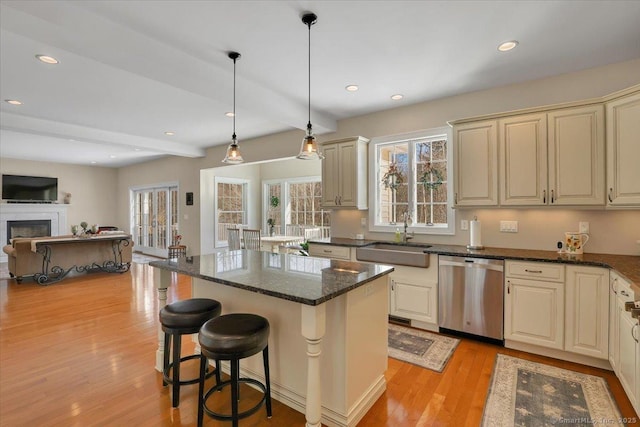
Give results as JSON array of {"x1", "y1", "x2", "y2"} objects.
[
  {"x1": 345, "y1": 85, "x2": 359, "y2": 92},
  {"x1": 90, "y1": 161, "x2": 97, "y2": 164},
  {"x1": 164, "y1": 131, "x2": 175, "y2": 136},
  {"x1": 5, "y1": 99, "x2": 23, "y2": 105},
  {"x1": 36, "y1": 54, "x2": 59, "y2": 64},
  {"x1": 134, "y1": 148, "x2": 141, "y2": 151},
  {"x1": 390, "y1": 94, "x2": 404, "y2": 101},
  {"x1": 109, "y1": 155, "x2": 117, "y2": 159},
  {"x1": 225, "y1": 112, "x2": 235, "y2": 117},
  {"x1": 498, "y1": 40, "x2": 519, "y2": 52}
]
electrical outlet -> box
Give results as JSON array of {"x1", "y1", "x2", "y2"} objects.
[
  {"x1": 460, "y1": 220, "x2": 469, "y2": 230},
  {"x1": 579, "y1": 221, "x2": 589, "y2": 234},
  {"x1": 360, "y1": 217, "x2": 367, "y2": 226},
  {"x1": 500, "y1": 220, "x2": 518, "y2": 233}
]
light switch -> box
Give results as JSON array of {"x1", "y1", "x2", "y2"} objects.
[
  {"x1": 460, "y1": 220, "x2": 469, "y2": 230},
  {"x1": 579, "y1": 221, "x2": 589, "y2": 234},
  {"x1": 361, "y1": 217, "x2": 367, "y2": 226}
]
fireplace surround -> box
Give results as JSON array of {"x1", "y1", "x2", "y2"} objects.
[{"x1": 1, "y1": 203, "x2": 68, "y2": 263}]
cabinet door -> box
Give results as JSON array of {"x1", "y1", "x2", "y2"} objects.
[
  {"x1": 505, "y1": 277, "x2": 564, "y2": 349},
  {"x1": 337, "y1": 141, "x2": 357, "y2": 207},
  {"x1": 321, "y1": 143, "x2": 339, "y2": 207},
  {"x1": 565, "y1": 266, "x2": 609, "y2": 359},
  {"x1": 609, "y1": 274, "x2": 620, "y2": 371},
  {"x1": 606, "y1": 91, "x2": 640, "y2": 206},
  {"x1": 390, "y1": 277, "x2": 437, "y2": 325},
  {"x1": 619, "y1": 306, "x2": 638, "y2": 407},
  {"x1": 499, "y1": 113, "x2": 548, "y2": 205},
  {"x1": 453, "y1": 120, "x2": 498, "y2": 206},
  {"x1": 547, "y1": 105, "x2": 605, "y2": 205}
]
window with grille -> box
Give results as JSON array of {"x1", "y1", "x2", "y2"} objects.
[
  {"x1": 215, "y1": 178, "x2": 248, "y2": 247},
  {"x1": 370, "y1": 127, "x2": 454, "y2": 235}
]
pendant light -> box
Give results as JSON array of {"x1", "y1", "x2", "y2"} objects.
[
  {"x1": 296, "y1": 13, "x2": 324, "y2": 160},
  {"x1": 222, "y1": 51, "x2": 244, "y2": 164}
]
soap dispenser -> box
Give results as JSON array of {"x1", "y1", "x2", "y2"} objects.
[{"x1": 395, "y1": 228, "x2": 401, "y2": 243}]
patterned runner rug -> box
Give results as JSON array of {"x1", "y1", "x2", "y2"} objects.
[
  {"x1": 388, "y1": 323, "x2": 459, "y2": 372},
  {"x1": 482, "y1": 354, "x2": 624, "y2": 426}
]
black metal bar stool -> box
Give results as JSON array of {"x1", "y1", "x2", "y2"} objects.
[
  {"x1": 159, "y1": 298, "x2": 222, "y2": 407},
  {"x1": 197, "y1": 313, "x2": 272, "y2": 427}
]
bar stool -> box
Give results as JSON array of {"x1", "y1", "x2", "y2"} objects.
[
  {"x1": 197, "y1": 313, "x2": 272, "y2": 427},
  {"x1": 159, "y1": 298, "x2": 222, "y2": 407}
]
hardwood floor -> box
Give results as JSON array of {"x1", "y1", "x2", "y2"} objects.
[{"x1": 0, "y1": 263, "x2": 636, "y2": 426}]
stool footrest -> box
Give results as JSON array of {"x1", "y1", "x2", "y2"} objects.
[
  {"x1": 203, "y1": 378, "x2": 267, "y2": 421},
  {"x1": 163, "y1": 354, "x2": 216, "y2": 386}
]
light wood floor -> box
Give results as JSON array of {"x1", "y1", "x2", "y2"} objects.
[{"x1": 0, "y1": 263, "x2": 636, "y2": 426}]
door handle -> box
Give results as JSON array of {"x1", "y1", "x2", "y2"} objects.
[
  {"x1": 543, "y1": 189, "x2": 546, "y2": 204},
  {"x1": 621, "y1": 290, "x2": 630, "y2": 297},
  {"x1": 507, "y1": 280, "x2": 510, "y2": 294},
  {"x1": 632, "y1": 324, "x2": 639, "y2": 343},
  {"x1": 610, "y1": 278, "x2": 618, "y2": 294},
  {"x1": 454, "y1": 193, "x2": 458, "y2": 204},
  {"x1": 391, "y1": 280, "x2": 395, "y2": 291},
  {"x1": 608, "y1": 188, "x2": 614, "y2": 203},
  {"x1": 551, "y1": 189, "x2": 555, "y2": 204},
  {"x1": 525, "y1": 269, "x2": 543, "y2": 274}
]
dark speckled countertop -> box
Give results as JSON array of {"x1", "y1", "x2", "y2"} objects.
[
  {"x1": 149, "y1": 250, "x2": 394, "y2": 306},
  {"x1": 309, "y1": 238, "x2": 640, "y2": 294}
]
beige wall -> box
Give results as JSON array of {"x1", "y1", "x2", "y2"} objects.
[
  {"x1": 4, "y1": 59, "x2": 638, "y2": 256},
  {"x1": 0, "y1": 158, "x2": 118, "y2": 232}
]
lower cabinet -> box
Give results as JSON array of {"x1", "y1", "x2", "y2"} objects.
[
  {"x1": 610, "y1": 271, "x2": 639, "y2": 415},
  {"x1": 565, "y1": 266, "x2": 609, "y2": 359},
  {"x1": 505, "y1": 275, "x2": 565, "y2": 349},
  {"x1": 505, "y1": 262, "x2": 609, "y2": 360},
  {"x1": 390, "y1": 275, "x2": 437, "y2": 325}
]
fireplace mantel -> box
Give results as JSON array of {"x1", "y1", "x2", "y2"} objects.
[{"x1": 1, "y1": 203, "x2": 68, "y2": 262}]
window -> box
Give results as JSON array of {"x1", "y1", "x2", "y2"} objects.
[
  {"x1": 369, "y1": 127, "x2": 454, "y2": 235},
  {"x1": 263, "y1": 177, "x2": 330, "y2": 238},
  {"x1": 130, "y1": 184, "x2": 179, "y2": 257},
  {"x1": 215, "y1": 177, "x2": 248, "y2": 247}
]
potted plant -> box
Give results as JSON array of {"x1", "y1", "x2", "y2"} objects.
[{"x1": 267, "y1": 196, "x2": 279, "y2": 236}]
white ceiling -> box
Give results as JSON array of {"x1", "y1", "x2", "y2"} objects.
[{"x1": 1, "y1": 0, "x2": 639, "y2": 168}]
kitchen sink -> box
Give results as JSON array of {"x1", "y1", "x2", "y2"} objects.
[{"x1": 356, "y1": 243, "x2": 431, "y2": 268}]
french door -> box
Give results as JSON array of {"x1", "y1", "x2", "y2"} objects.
[{"x1": 132, "y1": 185, "x2": 178, "y2": 257}]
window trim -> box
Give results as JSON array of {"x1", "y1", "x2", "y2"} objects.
[{"x1": 368, "y1": 127, "x2": 455, "y2": 235}]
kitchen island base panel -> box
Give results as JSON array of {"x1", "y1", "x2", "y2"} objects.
[{"x1": 191, "y1": 275, "x2": 389, "y2": 427}]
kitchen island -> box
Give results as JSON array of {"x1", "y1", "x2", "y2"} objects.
[{"x1": 150, "y1": 250, "x2": 393, "y2": 427}]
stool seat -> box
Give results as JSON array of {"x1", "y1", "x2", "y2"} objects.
[
  {"x1": 160, "y1": 298, "x2": 222, "y2": 331},
  {"x1": 159, "y1": 298, "x2": 222, "y2": 408},
  {"x1": 199, "y1": 313, "x2": 269, "y2": 359},
  {"x1": 197, "y1": 313, "x2": 272, "y2": 427}
]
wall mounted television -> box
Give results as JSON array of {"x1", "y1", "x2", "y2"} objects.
[{"x1": 2, "y1": 174, "x2": 58, "y2": 203}]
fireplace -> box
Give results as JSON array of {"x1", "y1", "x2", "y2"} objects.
[{"x1": 7, "y1": 220, "x2": 52, "y2": 244}]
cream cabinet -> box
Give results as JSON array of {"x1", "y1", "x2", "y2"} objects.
[
  {"x1": 389, "y1": 263, "x2": 438, "y2": 327},
  {"x1": 498, "y1": 105, "x2": 605, "y2": 206},
  {"x1": 504, "y1": 261, "x2": 565, "y2": 349},
  {"x1": 606, "y1": 90, "x2": 640, "y2": 206},
  {"x1": 499, "y1": 113, "x2": 548, "y2": 205},
  {"x1": 320, "y1": 136, "x2": 369, "y2": 209},
  {"x1": 307, "y1": 243, "x2": 353, "y2": 261},
  {"x1": 453, "y1": 120, "x2": 498, "y2": 206},
  {"x1": 564, "y1": 266, "x2": 609, "y2": 359},
  {"x1": 547, "y1": 105, "x2": 605, "y2": 205}
]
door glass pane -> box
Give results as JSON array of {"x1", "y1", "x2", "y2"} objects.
[{"x1": 157, "y1": 190, "x2": 167, "y2": 249}]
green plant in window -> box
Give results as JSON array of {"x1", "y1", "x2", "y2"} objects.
[
  {"x1": 381, "y1": 163, "x2": 404, "y2": 190},
  {"x1": 267, "y1": 196, "x2": 279, "y2": 235},
  {"x1": 418, "y1": 162, "x2": 444, "y2": 191}
]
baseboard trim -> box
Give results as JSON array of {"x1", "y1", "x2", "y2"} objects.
[{"x1": 504, "y1": 340, "x2": 612, "y2": 370}]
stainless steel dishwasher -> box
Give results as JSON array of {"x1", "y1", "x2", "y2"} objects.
[{"x1": 438, "y1": 255, "x2": 504, "y2": 342}]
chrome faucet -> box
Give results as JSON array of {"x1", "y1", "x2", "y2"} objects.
[{"x1": 402, "y1": 212, "x2": 413, "y2": 243}]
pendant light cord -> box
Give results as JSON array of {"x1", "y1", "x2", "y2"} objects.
[
  {"x1": 307, "y1": 19, "x2": 312, "y2": 132},
  {"x1": 233, "y1": 55, "x2": 237, "y2": 139}
]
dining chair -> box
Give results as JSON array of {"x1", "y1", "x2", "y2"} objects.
[
  {"x1": 227, "y1": 228, "x2": 241, "y2": 250},
  {"x1": 243, "y1": 229, "x2": 261, "y2": 251}
]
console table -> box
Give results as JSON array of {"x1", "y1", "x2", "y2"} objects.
[{"x1": 31, "y1": 234, "x2": 132, "y2": 284}]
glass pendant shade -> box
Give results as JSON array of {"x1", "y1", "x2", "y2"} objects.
[
  {"x1": 296, "y1": 125, "x2": 323, "y2": 160},
  {"x1": 223, "y1": 135, "x2": 243, "y2": 164}
]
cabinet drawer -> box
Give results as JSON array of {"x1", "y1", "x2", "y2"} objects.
[
  {"x1": 506, "y1": 261, "x2": 565, "y2": 282},
  {"x1": 308, "y1": 244, "x2": 351, "y2": 260}
]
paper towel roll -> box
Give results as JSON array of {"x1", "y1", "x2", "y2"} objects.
[{"x1": 469, "y1": 219, "x2": 483, "y2": 248}]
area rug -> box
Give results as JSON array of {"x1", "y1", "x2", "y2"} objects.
[
  {"x1": 387, "y1": 323, "x2": 459, "y2": 372},
  {"x1": 482, "y1": 354, "x2": 624, "y2": 427}
]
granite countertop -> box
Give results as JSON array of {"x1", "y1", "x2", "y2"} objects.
[
  {"x1": 149, "y1": 250, "x2": 394, "y2": 306},
  {"x1": 309, "y1": 238, "x2": 640, "y2": 293}
]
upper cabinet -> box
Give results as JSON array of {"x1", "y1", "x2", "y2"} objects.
[
  {"x1": 547, "y1": 105, "x2": 605, "y2": 206},
  {"x1": 453, "y1": 120, "x2": 498, "y2": 206},
  {"x1": 452, "y1": 85, "x2": 640, "y2": 208},
  {"x1": 606, "y1": 90, "x2": 640, "y2": 207},
  {"x1": 320, "y1": 136, "x2": 369, "y2": 209}
]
